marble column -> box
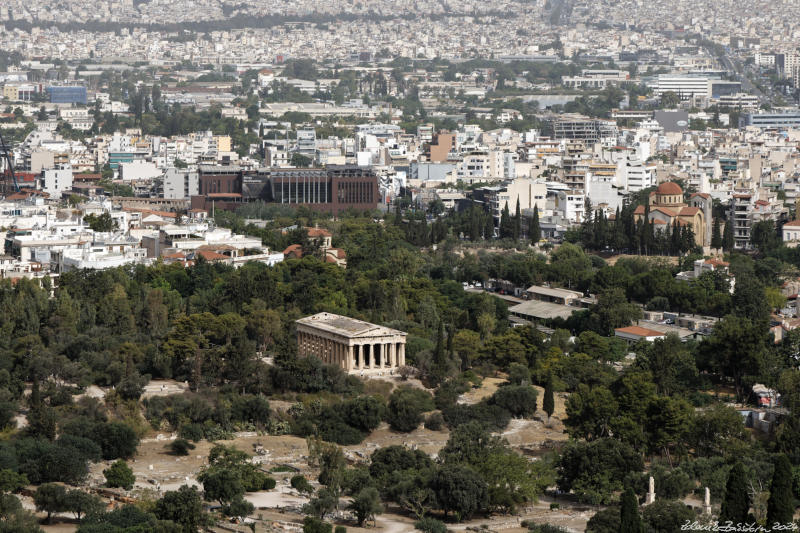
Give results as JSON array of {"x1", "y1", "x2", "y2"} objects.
[
  {"x1": 398, "y1": 342, "x2": 405, "y2": 367},
  {"x1": 346, "y1": 345, "x2": 353, "y2": 371},
  {"x1": 388, "y1": 342, "x2": 395, "y2": 367}
]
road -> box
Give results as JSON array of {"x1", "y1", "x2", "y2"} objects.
[{"x1": 719, "y1": 53, "x2": 767, "y2": 102}]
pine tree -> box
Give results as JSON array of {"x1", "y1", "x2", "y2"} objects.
[
  {"x1": 766, "y1": 454, "x2": 793, "y2": 525},
  {"x1": 720, "y1": 462, "x2": 750, "y2": 525},
  {"x1": 619, "y1": 487, "x2": 643, "y2": 533},
  {"x1": 530, "y1": 205, "x2": 541, "y2": 244},
  {"x1": 723, "y1": 216, "x2": 734, "y2": 252},
  {"x1": 711, "y1": 217, "x2": 723, "y2": 249},
  {"x1": 514, "y1": 198, "x2": 521, "y2": 240},
  {"x1": 543, "y1": 375, "x2": 555, "y2": 420}
]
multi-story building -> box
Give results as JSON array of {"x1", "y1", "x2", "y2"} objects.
[
  {"x1": 295, "y1": 127, "x2": 317, "y2": 156},
  {"x1": 622, "y1": 158, "x2": 655, "y2": 192},
  {"x1": 552, "y1": 189, "x2": 586, "y2": 223},
  {"x1": 471, "y1": 178, "x2": 547, "y2": 223},
  {"x1": 729, "y1": 190, "x2": 784, "y2": 249},
  {"x1": 739, "y1": 110, "x2": 800, "y2": 129},
  {"x1": 716, "y1": 93, "x2": 760, "y2": 110},
  {"x1": 776, "y1": 51, "x2": 800, "y2": 84},
  {"x1": 191, "y1": 165, "x2": 379, "y2": 214},
  {"x1": 455, "y1": 151, "x2": 505, "y2": 183},
  {"x1": 562, "y1": 154, "x2": 591, "y2": 192},
  {"x1": 47, "y1": 86, "x2": 87, "y2": 104},
  {"x1": 553, "y1": 118, "x2": 618, "y2": 144},
  {"x1": 562, "y1": 69, "x2": 629, "y2": 89},
  {"x1": 163, "y1": 168, "x2": 199, "y2": 200},
  {"x1": 654, "y1": 75, "x2": 710, "y2": 100},
  {"x1": 42, "y1": 165, "x2": 73, "y2": 199}
]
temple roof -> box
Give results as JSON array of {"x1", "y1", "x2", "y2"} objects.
[{"x1": 296, "y1": 312, "x2": 407, "y2": 339}]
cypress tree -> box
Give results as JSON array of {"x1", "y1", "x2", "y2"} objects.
[
  {"x1": 543, "y1": 375, "x2": 555, "y2": 420},
  {"x1": 500, "y1": 202, "x2": 511, "y2": 239},
  {"x1": 711, "y1": 217, "x2": 723, "y2": 249},
  {"x1": 618, "y1": 487, "x2": 642, "y2": 533},
  {"x1": 469, "y1": 206, "x2": 480, "y2": 241},
  {"x1": 670, "y1": 220, "x2": 681, "y2": 255},
  {"x1": 430, "y1": 321, "x2": 447, "y2": 384},
  {"x1": 720, "y1": 462, "x2": 750, "y2": 525},
  {"x1": 484, "y1": 210, "x2": 494, "y2": 239},
  {"x1": 434, "y1": 321, "x2": 446, "y2": 366},
  {"x1": 530, "y1": 205, "x2": 541, "y2": 244},
  {"x1": 582, "y1": 210, "x2": 595, "y2": 248},
  {"x1": 514, "y1": 198, "x2": 521, "y2": 240},
  {"x1": 766, "y1": 454, "x2": 793, "y2": 525},
  {"x1": 395, "y1": 197, "x2": 403, "y2": 224},
  {"x1": 723, "y1": 216, "x2": 734, "y2": 252}
]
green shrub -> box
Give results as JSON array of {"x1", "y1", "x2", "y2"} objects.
[
  {"x1": 415, "y1": 517, "x2": 447, "y2": 533},
  {"x1": 424, "y1": 412, "x2": 444, "y2": 430},
  {"x1": 103, "y1": 460, "x2": 135, "y2": 490},
  {"x1": 167, "y1": 439, "x2": 196, "y2": 456}
]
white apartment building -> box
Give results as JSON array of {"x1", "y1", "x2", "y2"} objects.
[
  {"x1": 716, "y1": 93, "x2": 760, "y2": 110},
  {"x1": 754, "y1": 53, "x2": 776, "y2": 68},
  {"x1": 264, "y1": 146, "x2": 290, "y2": 167},
  {"x1": 553, "y1": 189, "x2": 586, "y2": 223},
  {"x1": 622, "y1": 159, "x2": 655, "y2": 192},
  {"x1": 654, "y1": 76, "x2": 710, "y2": 100},
  {"x1": 59, "y1": 108, "x2": 90, "y2": 120},
  {"x1": 42, "y1": 165, "x2": 73, "y2": 198},
  {"x1": 119, "y1": 160, "x2": 161, "y2": 181},
  {"x1": 163, "y1": 168, "x2": 199, "y2": 199},
  {"x1": 782, "y1": 220, "x2": 800, "y2": 247},
  {"x1": 562, "y1": 69, "x2": 629, "y2": 89},
  {"x1": 486, "y1": 178, "x2": 547, "y2": 221},
  {"x1": 58, "y1": 244, "x2": 149, "y2": 272},
  {"x1": 455, "y1": 151, "x2": 505, "y2": 183},
  {"x1": 296, "y1": 128, "x2": 317, "y2": 155}
]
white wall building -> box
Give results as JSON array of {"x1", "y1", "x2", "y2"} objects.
[
  {"x1": 654, "y1": 76, "x2": 710, "y2": 100},
  {"x1": 163, "y1": 168, "x2": 199, "y2": 199},
  {"x1": 120, "y1": 160, "x2": 161, "y2": 181},
  {"x1": 42, "y1": 165, "x2": 73, "y2": 198}
]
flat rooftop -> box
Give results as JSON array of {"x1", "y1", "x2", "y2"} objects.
[
  {"x1": 526, "y1": 285, "x2": 583, "y2": 299},
  {"x1": 296, "y1": 312, "x2": 406, "y2": 338},
  {"x1": 508, "y1": 300, "x2": 578, "y2": 320}
]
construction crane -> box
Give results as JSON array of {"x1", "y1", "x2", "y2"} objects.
[{"x1": 0, "y1": 130, "x2": 19, "y2": 195}]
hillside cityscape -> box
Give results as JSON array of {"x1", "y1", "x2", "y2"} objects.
[{"x1": 0, "y1": 1, "x2": 799, "y2": 532}]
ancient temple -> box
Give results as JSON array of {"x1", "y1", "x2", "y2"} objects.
[{"x1": 296, "y1": 312, "x2": 407, "y2": 374}]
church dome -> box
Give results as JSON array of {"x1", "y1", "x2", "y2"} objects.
[{"x1": 656, "y1": 182, "x2": 683, "y2": 195}]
